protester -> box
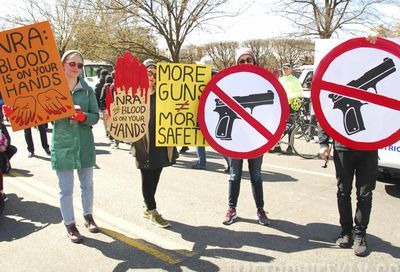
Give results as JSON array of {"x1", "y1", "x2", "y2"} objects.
[
  {"x1": 318, "y1": 33, "x2": 379, "y2": 257},
  {"x1": 0, "y1": 122, "x2": 17, "y2": 174},
  {"x1": 51, "y1": 50, "x2": 100, "y2": 243},
  {"x1": 132, "y1": 59, "x2": 178, "y2": 228},
  {"x1": 0, "y1": 130, "x2": 8, "y2": 202},
  {"x1": 99, "y1": 74, "x2": 116, "y2": 145},
  {"x1": 191, "y1": 55, "x2": 214, "y2": 170},
  {"x1": 24, "y1": 124, "x2": 51, "y2": 157},
  {"x1": 95, "y1": 69, "x2": 109, "y2": 108},
  {"x1": 271, "y1": 63, "x2": 304, "y2": 154},
  {"x1": 222, "y1": 48, "x2": 270, "y2": 226}
]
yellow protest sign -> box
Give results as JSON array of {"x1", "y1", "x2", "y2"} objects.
[
  {"x1": 0, "y1": 21, "x2": 75, "y2": 131},
  {"x1": 156, "y1": 63, "x2": 211, "y2": 146}
]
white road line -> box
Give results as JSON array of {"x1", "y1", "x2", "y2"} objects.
[{"x1": 263, "y1": 163, "x2": 335, "y2": 178}]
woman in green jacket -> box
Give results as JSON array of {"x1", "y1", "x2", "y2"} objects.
[{"x1": 52, "y1": 50, "x2": 99, "y2": 243}]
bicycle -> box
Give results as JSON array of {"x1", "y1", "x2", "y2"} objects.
[{"x1": 278, "y1": 98, "x2": 320, "y2": 159}]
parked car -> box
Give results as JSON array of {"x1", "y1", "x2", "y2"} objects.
[
  {"x1": 295, "y1": 65, "x2": 314, "y2": 116},
  {"x1": 81, "y1": 60, "x2": 114, "y2": 90},
  {"x1": 378, "y1": 141, "x2": 400, "y2": 182}
]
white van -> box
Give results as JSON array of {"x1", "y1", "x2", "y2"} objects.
[
  {"x1": 378, "y1": 141, "x2": 400, "y2": 180},
  {"x1": 81, "y1": 60, "x2": 114, "y2": 90}
]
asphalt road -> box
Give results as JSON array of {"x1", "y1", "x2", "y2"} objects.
[{"x1": 1, "y1": 121, "x2": 399, "y2": 272}]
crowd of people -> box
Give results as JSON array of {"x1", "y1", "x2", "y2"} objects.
[{"x1": 1, "y1": 33, "x2": 382, "y2": 257}]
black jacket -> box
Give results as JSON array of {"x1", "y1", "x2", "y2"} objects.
[{"x1": 132, "y1": 94, "x2": 178, "y2": 169}]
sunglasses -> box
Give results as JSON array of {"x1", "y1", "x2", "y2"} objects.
[
  {"x1": 238, "y1": 57, "x2": 254, "y2": 64},
  {"x1": 65, "y1": 61, "x2": 83, "y2": 69},
  {"x1": 147, "y1": 70, "x2": 156, "y2": 78}
]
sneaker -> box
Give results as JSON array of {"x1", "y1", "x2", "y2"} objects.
[
  {"x1": 143, "y1": 208, "x2": 151, "y2": 219},
  {"x1": 269, "y1": 146, "x2": 282, "y2": 153},
  {"x1": 28, "y1": 152, "x2": 34, "y2": 158},
  {"x1": 149, "y1": 212, "x2": 170, "y2": 228},
  {"x1": 222, "y1": 208, "x2": 237, "y2": 225},
  {"x1": 83, "y1": 214, "x2": 100, "y2": 233},
  {"x1": 354, "y1": 235, "x2": 369, "y2": 257},
  {"x1": 257, "y1": 209, "x2": 271, "y2": 226},
  {"x1": 336, "y1": 232, "x2": 354, "y2": 248},
  {"x1": 191, "y1": 164, "x2": 206, "y2": 170},
  {"x1": 65, "y1": 223, "x2": 83, "y2": 243},
  {"x1": 44, "y1": 148, "x2": 51, "y2": 156},
  {"x1": 179, "y1": 146, "x2": 189, "y2": 154}
]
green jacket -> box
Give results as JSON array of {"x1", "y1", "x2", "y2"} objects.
[{"x1": 51, "y1": 78, "x2": 99, "y2": 170}]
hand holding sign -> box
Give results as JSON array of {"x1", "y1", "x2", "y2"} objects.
[{"x1": 37, "y1": 89, "x2": 70, "y2": 115}]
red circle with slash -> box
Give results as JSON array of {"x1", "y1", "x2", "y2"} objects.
[
  {"x1": 312, "y1": 37, "x2": 400, "y2": 150},
  {"x1": 198, "y1": 65, "x2": 289, "y2": 159}
]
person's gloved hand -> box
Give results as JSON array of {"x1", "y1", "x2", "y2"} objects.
[
  {"x1": 3, "y1": 105, "x2": 14, "y2": 118},
  {"x1": 71, "y1": 111, "x2": 87, "y2": 122}
]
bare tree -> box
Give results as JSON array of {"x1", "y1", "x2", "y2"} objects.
[
  {"x1": 270, "y1": 38, "x2": 314, "y2": 68},
  {"x1": 0, "y1": 0, "x2": 88, "y2": 55},
  {"x1": 203, "y1": 41, "x2": 238, "y2": 69},
  {"x1": 372, "y1": 21, "x2": 400, "y2": 37},
  {"x1": 0, "y1": 0, "x2": 157, "y2": 64},
  {"x1": 104, "y1": 0, "x2": 241, "y2": 62},
  {"x1": 271, "y1": 0, "x2": 391, "y2": 38},
  {"x1": 242, "y1": 39, "x2": 279, "y2": 68}
]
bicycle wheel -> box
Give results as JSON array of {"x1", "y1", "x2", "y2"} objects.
[{"x1": 290, "y1": 123, "x2": 320, "y2": 159}]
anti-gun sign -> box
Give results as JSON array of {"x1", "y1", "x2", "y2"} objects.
[
  {"x1": 0, "y1": 21, "x2": 75, "y2": 131},
  {"x1": 198, "y1": 65, "x2": 289, "y2": 159},
  {"x1": 311, "y1": 37, "x2": 400, "y2": 150}
]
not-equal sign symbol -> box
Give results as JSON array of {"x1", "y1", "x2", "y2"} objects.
[{"x1": 175, "y1": 100, "x2": 189, "y2": 112}]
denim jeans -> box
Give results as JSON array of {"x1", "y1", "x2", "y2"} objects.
[
  {"x1": 195, "y1": 146, "x2": 206, "y2": 167},
  {"x1": 229, "y1": 155, "x2": 264, "y2": 209},
  {"x1": 57, "y1": 167, "x2": 94, "y2": 225},
  {"x1": 333, "y1": 150, "x2": 378, "y2": 236}
]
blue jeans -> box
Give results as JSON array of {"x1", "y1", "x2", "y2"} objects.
[
  {"x1": 229, "y1": 155, "x2": 264, "y2": 209},
  {"x1": 195, "y1": 146, "x2": 206, "y2": 167},
  {"x1": 56, "y1": 168, "x2": 94, "y2": 225}
]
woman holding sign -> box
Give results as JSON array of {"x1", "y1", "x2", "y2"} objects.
[
  {"x1": 131, "y1": 59, "x2": 178, "y2": 228},
  {"x1": 222, "y1": 48, "x2": 270, "y2": 226},
  {"x1": 51, "y1": 50, "x2": 100, "y2": 243}
]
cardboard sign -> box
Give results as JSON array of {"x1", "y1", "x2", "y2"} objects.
[
  {"x1": 0, "y1": 21, "x2": 75, "y2": 131},
  {"x1": 156, "y1": 62, "x2": 211, "y2": 146},
  {"x1": 106, "y1": 51, "x2": 150, "y2": 142},
  {"x1": 311, "y1": 37, "x2": 400, "y2": 150},
  {"x1": 198, "y1": 65, "x2": 289, "y2": 159}
]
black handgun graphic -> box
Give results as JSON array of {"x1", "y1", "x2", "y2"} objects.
[
  {"x1": 329, "y1": 57, "x2": 396, "y2": 135},
  {"x1": 214, "y1": 91, "x2": 274, "y2": 140}
]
